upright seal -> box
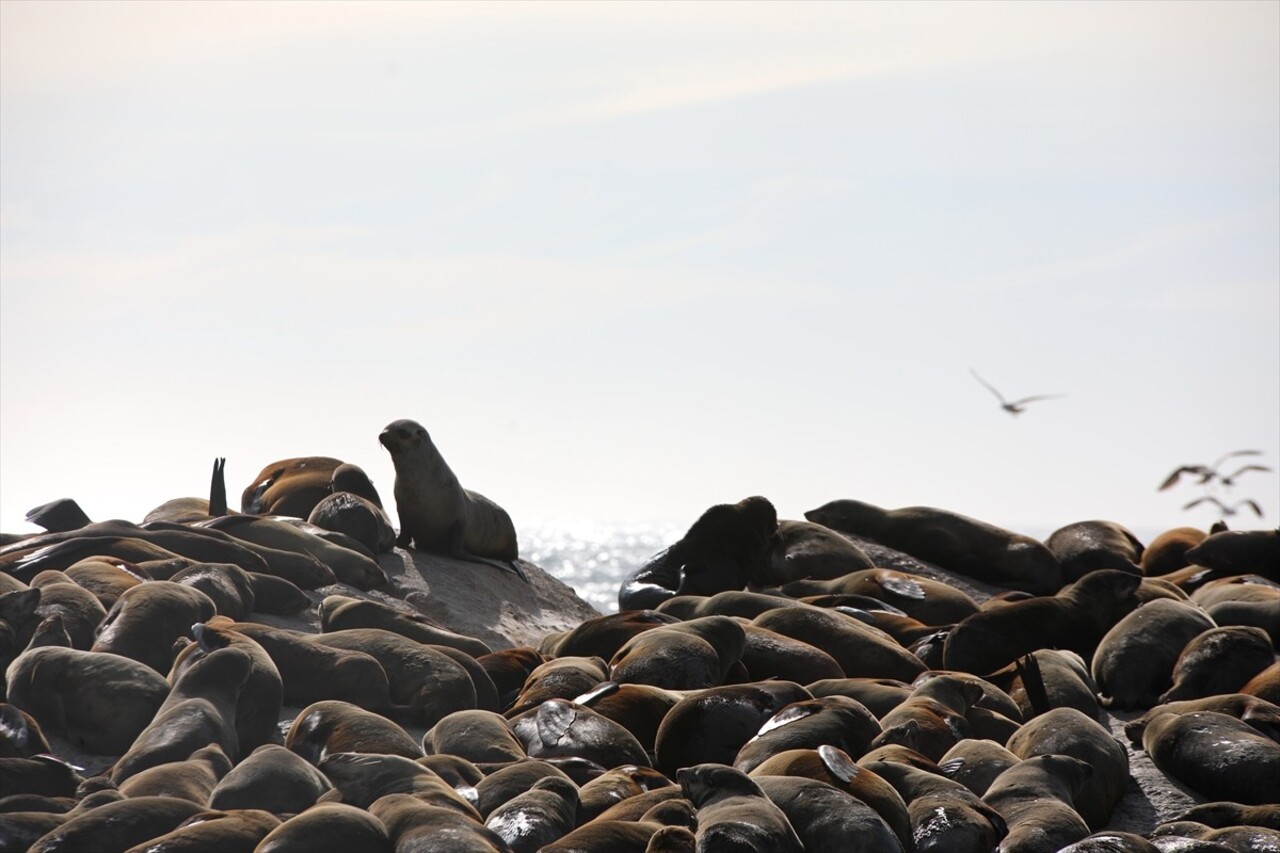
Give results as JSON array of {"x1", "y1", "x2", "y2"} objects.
[{"x1": 379, "y1": 419, "x2": 520, "y2": 567}]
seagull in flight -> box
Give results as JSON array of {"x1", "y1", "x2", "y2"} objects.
[
  {"x1": 970, "y1": 369, "x2": 1064, "y2": 416},
  {"x1": 1182, "y1": 495, "x2": 1264, "y2": 518},
  {"x1": 1158, "y1": 450, "x2": 1271, "y2": 491}
]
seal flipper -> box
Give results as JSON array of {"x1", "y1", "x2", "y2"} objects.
[
  {"x1": 1014, "y1": 653, "x2": 1051, "y2": 717},
  {"x1": 209, "y1": 458, "x2": 228, "y2": 518}
]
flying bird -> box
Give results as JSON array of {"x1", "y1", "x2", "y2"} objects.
[
  {"x1": 1182, "y1": 496, "x2": 1264, "y2": 518},
  {"x1": 1158, "y1": 450, "x2": 1271, "y2": 491},
  {"x1": 969, "y1": 369, "x2": 1064, "y2": 416}
]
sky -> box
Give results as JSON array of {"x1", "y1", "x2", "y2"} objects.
[{"x1": 1, "y1": 1, "x2": 1277, "y2": 543}]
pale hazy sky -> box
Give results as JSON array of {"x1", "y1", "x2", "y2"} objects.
[{"x1": 2, "y1": 1, "x2": 1277, "y2": 540}]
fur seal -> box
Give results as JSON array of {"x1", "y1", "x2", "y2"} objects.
[
  {"x1": 806, "y1": 498, "x2": 1063, "y2": 593},
  {"x1": 115, "y1": 743, "x2": 232, "y2": 803},
  {"x1": 287, "y1": 699, "x2": 423, "y2": 763},
  {"x1": 1090, "y1": 598, "x2": 1216, "y2": 710},
  {"x1": 608, "y1": 615, "x2": 746, "y2": 690},
  {"x1": 240, "y1": 456, "x2": 344, "y2": 517},
  {"x1": 478, "y1": 646, "x2": 545, "y2": 710},
  {"x1": 474, "y1": 760, "x2": 573, "y2": 818},
  {"x1": 868, "y1": 674, "x2": 983, "y2": 761},
  {"x1": 540, "y1": 819, "x2": 669, "y2": 853},
  {"x1": 541, "y1": 610, "x2": 681, "y2": 660},
  {"x1": 209, "y1": 743, "x2": 334, "y2": 814},
  {"x1": 484, "y1": 775, "x2": 579, "y2": 853},
  {"x1": 733, "y1": 695, "x2": 881, "y2": 773},
  {"x1": 319, "y1": 594, "x2": 492, "y2": 657},
  {"x1": 24, "y1": 498, "x2": 92, "y2": 534},
  {"x1": 759, "y1": 519, "x2": 875, "y2": 585},
  {"x1": 423, "y1": 710, "x2": 527, "y2": 764},
  {"x1": 509, "y1": 698, "x2": 651, "y2": 769},
  {"x1": 1140, "y1": 710, "x2": 1280, "y2": 805},
  {"x1": 25, "y1": 576, "x2": 106, "y2": 650},
  {"x1": 781, "y1": 567, "x2": 980, "y2": 626},
  {"x1": 737, "y1": 621, "x2": 845, "y2": 683},
  {"x1": 199, "y1": 514, "x2": 385, "y2": 590},
  {"x1": 803, "y1": 677, "x2": 913, "y2": 717},
  {"x1": 985, "y1": 649, "x2": 1100, "y2": 720},
  {"x1": 1185, "y1": 528, "x2": 1280, "y2": 579},
  {"x1": 111, "y1": 645, "x2": 253, "y2": 783},
  {"x1": 617, "y1": 496, "x2": 777, "y2": 611},
  {"x1": 255, "y1": 802, "x2": 392, "y2": 853},
  {"x1": 90, "y1": 580, "x2": 217, "y2": 674},
  {"x1": 379, "y1": 418, "x2": 519, "y2": 563},
  {"x1": 943, "y1": 569, "x2": 1141, "y2": 675},
  {"x1": 859, "y1": 754, "x2": 1007, "y2": 853},
  {"x1": 1243, "y1": 661, "x2": 1280, "y2": 703},
  {"x1": 938, "y1": 738, "x2": 1021, "y2": 797},
  {"x1": 61, "y1": 558, "x2": 144, "y2": 611},
  {"x1": 574, "y1": 764, "x2": 673, "y2": 823},
  {"x1": 752, "y1": 774, "x2": 904, "y2": 853},
  {"x1": 505, "y1": 656, "x2": 611, "y2": 717},
  {"x1": 1191, "y1": 576, "x2": 1280, "y2": 644},
  {"x1": 118, "y1": 808, "x2": 282, "y2": 853},
  {"x1": 26, "y1": 796, "x2": 207, "y2": 853},
  {"x1": 677, "y1": 763, "x2": 804, "y2": 853},
  {"x1": 0, "y1": 703, "x2": 51, "y2": 758},
  {"x1": 982, "y1": 753, "x2": 1094, "y2": 853},
  {"x1": 752, "y1": 604, "x2": 928, "y2": 682},
  {"x1": 1006, "y1": 707, "x2": 1129, "y2": 830},
  {"x1": 0, "y1": 754, "x2": 83, "y2": 798},
  {"x1": 4, "y1": 645, "x2": 169, "y2": 754},
  {"x1": 1159, "y1": 625, "x2": 1275, "y2": 703},
  {"x1": 367, "y1": 792, "x2": 507, "y2": 851},
  {"x1": 1141, "y1": 527, "x2": 1209, "y2": 576},
  {"x1": 652, "y1": 681, "x2": 811, "y2": 776},
  {"x1": 319, "y1": 751, "x2": 475, "y2": 812},
  {"x1": 1044, "y1": 520, "x2": 1144, "y2": 582},
  {"x1": 308, "y1": 490, "x2": 397, "y2": 555}
]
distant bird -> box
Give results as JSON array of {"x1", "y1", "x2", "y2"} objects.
[
  {"x1": 969, "y1": 369, "x2": 1064, "y2": 416},
  {"x1": 1182, "y1": 496, "x2": 1264, "y2": 518},
  {"x1": 1158, "y1": 450, "x2": 1271, "y2": 491}
]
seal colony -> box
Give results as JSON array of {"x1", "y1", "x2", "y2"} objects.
[{"x1": 1, "y1": 419, "x2": 1279, "y2": 853}]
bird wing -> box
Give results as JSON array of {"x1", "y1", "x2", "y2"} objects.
[
  {"x1": 1211, "y1": 449, "x2": 1263, "y2": 469},
  {"x1": 1225, "y1": 464, "x2": 1272, "y2": 480},
  {"x1": 969, "y1": 369, "x2": 1008, "y2": 404},
  {"x1": 1008, "y1": 394, "x2": 1064, "y2": 407},
  {"x1": 1239, "y1": 500, "x2": 1264, "y2": 518},
  {"x1": 1159, "y1": 465, "x2": 1213, "y2": 491},
  {"x1": 1183, "y1": 496, "x2": 1227, "y2": 511}
]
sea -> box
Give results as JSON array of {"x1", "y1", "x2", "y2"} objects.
[{"x1": 519, "y1": 520, "x2": 1170, "y2": 616}]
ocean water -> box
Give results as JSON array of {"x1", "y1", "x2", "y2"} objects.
[
  {"x1": 519, "y1": 519, "x2": 684, "y2": 615},
  {"x1": 519, "y1": 520, "x2": 1172, "y2": 616}
]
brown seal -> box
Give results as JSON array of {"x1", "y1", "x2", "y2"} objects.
[
  {"x1": 119, "y1": 809, "x2": 281, "y2": 853},
  {"x1": 753, "y1": 774, "x2": 903, "y2": 853},
  {"x1": 26, "y1": 796, "x2": 207, "y2": 853},
  {"x1": 4, "y1": 645, "x2": 169, "y2": 754},
  {"x1": 982, "y1": 754, "x2": 1094, "y2": 853},
  {"x1": 737, "y1": 621, "x2": 844, "y2": 684},
  {"x1": 781, "y1": 567, "x2": 980, "y2": 626},
  {"x1": 541, "y1": 610, "x2": 681, "y2": 660},
  {"x1": 483, "y1": 774, "x2": 579, "y2": 852},
  {"x1": 806, "y1": 498, "x2": 1063, "y2": 593},
  {"x1": 608, "y1": 615, "x2": 746, "y2": 691},
  {"x1": 111, "y1": 645, "x2": 254, "y2": 783},
  {"x1": 938, "y1": 738, "x2": 1021, "y2": 797},
  {"x1": 759, "y1": 519, "x2": 874, "y2": 585},
  {"x1": 868, "y1": 674, "x2": 983, "y2": 762},
  {"x1": 617, "y1": 496, "x2": 778, "y2": 611},
  {"x1": 1006, "y1": 707, "x2": 1129, "y2": 830},
  {"x1": 255, "y1": 802, "x2": 392, "y2": 853},
  {"x1": 115, "y1": 743, "x2": 232, "y2": 803},
  {"x1": 1090, "y1": 598, "x2": 1216, "y2": 710},
  {"x1": 1159, "y1": 625, "x2": 1275, "y2": 703},
  {"x1": 942, "y1": 569, "x2": 1140, "y2": 675},
  {"x1": 200, "y1": 514, "x2": 385, "y2": 590},
  {"x1": 90, "y1": 580, "x2": 218, "y2": 674},
  {"x1": 240, "y1": 455, "x2": 344, "y2": 517},
  {"x1": 1140, "y1": 710, "x2": 1280, "y2": 805},
  {"x1": 677, "y1": 763, "x2": 804, "y2": 853},
  {"x1": 653, "y1": 681, "x2": 811, "y2": 776},
  {"x1": 1243, "y1": 661, "x2": 1280, "y2": 703},
  {"x1": 859, "y1": 752, "x2": 1006, "y2": 853},
  {"x1": 209, "y1": 743, "x2": 334, "y2": 815},
  {"x1": 319, "y1": 594, "x2": 491, "y2": 657},
  {"x1": 287, "y1": 699, "x2": 423, "y2": 763},
  {"x1": 379, "y1": 418, "x2": 519, "y2": 563},
  {"x1": 1185, "y1": 528, "x2": 1280, "y2": 580},
  {"x1": 752, "y1": 604, "x2": 928, "y2": 682},
  {"x1": 423, "y1": 709, "x2": 527, "y2": 764},
  {"x1": 1044, "y1": 519, "x2": 1144, "y2": 582},
  {"x1": 1141, "y1": 527, "x2": 1209, "y2": 576},
  {"x1": 733, "y1": 695, "x2": 881, "y2": 773},
  {"x1": 509, "y1": 698, "x2": 651, "y2": 769},
  {"x1": 370, "y1": 792, "x2": 507, "y2": 851}
]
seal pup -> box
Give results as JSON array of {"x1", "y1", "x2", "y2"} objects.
[
  {"x1": 677, "y1": 763, "x2": 804, "y2": 853},
  {"x1": 379, "y1": 419, "x2": 522, "y2": 575}
]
